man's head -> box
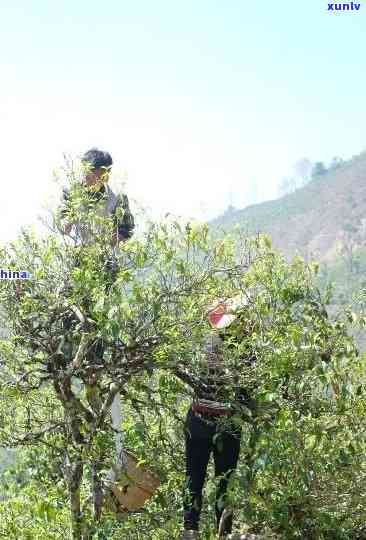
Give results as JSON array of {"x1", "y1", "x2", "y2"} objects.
[{"x1": 81, "y1": 148, "x2": 113, "y2": 188}]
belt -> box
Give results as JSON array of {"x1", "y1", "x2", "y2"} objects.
[{"x1": 191, "y1": 402, "x2": 231, "y2": 417}]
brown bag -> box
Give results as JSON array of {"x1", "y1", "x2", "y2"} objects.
[{"x1": 110, "y1": 451, "x2": 160, "y2": 512}]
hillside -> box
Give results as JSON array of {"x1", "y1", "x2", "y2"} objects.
[{"x1": 212, "y1": 151, "x2": 366, "y2": 262}]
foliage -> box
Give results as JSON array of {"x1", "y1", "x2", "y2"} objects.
[
  {"x1": 1, "y1": 163, "x2": 366, "y2": 538},
  {"x1": 311, "y1": 162, "x2": 327, "y2": 179},
  {"x1": 0, "y1": 164, "x2": 250, "y2": 538}
]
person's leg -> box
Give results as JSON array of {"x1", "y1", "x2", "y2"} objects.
[
  {"x1": 213, "y1": 421, "x2": 242, "y2": 535},
  {"x1": 183, "y1": 409, "x2": 214, "y2": 531}
]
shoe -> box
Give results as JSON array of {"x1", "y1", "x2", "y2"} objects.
[{"x1": 180, "y1": 530, "x2": 199, "y2": 539}]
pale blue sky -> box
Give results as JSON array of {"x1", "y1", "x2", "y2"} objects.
[{"x1": 0, "y1": 0, "x2": 365, "y2": 241}]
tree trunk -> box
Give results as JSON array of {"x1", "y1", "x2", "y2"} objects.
[
  {"x1": 91, "y1": 459, "x2": 103, "y2": 522},
  {"x1": 65, "y1": 457, "x2": 84, "y2": 540},
  {"x1": 85, "y1": 379, "x2": 104, "y2": 521}
]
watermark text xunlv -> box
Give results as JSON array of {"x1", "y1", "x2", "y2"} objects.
[{"x1": 328, "y1": 2, "x2": 361, "y2": 10}]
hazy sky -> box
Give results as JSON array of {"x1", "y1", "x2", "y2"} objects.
[{"x1": 0, "y1": 0, "x2": 365, "y2": 241}]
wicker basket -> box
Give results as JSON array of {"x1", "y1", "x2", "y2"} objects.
[{"x1": 110, "y1": 451, "x2": 160, "y2": 512}]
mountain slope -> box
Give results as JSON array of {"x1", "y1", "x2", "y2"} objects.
[{"x1": 212, "y1": 151, "x2": 366, "y2": 261}]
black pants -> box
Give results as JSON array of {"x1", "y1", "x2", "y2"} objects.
[{"x1": 183, "y1": 407, "x2": 241, "y2": 534}]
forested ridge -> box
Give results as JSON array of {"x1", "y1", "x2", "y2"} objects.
[{"x1": 213, "y1": 151, "x2": 366, "y2": 267}]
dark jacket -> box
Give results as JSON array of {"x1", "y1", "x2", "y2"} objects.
[
  {"x1": 194, "y1": 331, "x2": 253, "y2": 412},
  {"x1": 60, "y1": 183, "x2": 135, "y2": 243}
]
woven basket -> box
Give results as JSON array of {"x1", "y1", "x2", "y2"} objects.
[{"x1": 110, "y1": 451, "x2": 160, "y2": 512}]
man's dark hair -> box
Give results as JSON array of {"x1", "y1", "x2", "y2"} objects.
[{"x1": 81, "y1": 148, "x2": 113, "y2": 170}]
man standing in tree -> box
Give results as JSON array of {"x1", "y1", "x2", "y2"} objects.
[
  {"x1": 62, "y1": 147, "x2": 135, "y2": 244},
  {"x1": 59, "y1": 143, "x2": 136, "y2": 331},
  {"x1": 15, "y1": 149, "x2": 134, "y2": 299},
  {"x1": 57, "y1": 148, "x2": 137, "y2": 518}
]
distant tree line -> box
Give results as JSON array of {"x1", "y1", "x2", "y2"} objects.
[
  {"x1": 220, "y1": 155, "x2": 345, "y2": 218},
  {"x1": 278, "y1": 156, "x2": 345, "y2": 197}
]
